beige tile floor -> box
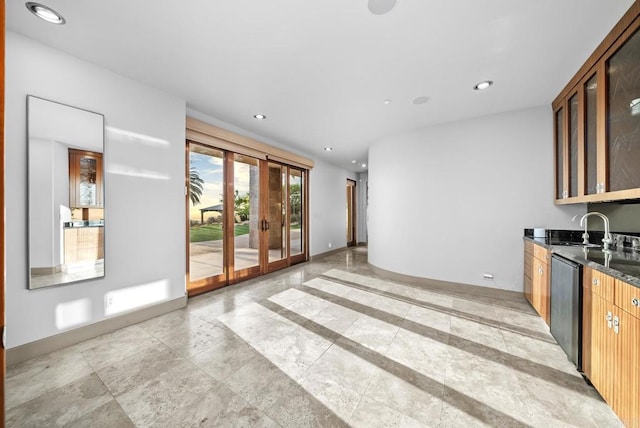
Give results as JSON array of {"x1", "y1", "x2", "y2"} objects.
[{"x1": 6, "y1": 248, "x2": 623, "y2": 427}]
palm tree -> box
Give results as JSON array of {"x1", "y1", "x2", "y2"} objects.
[{"x1": 189, "y1": 166, "x2": 204, "y2": 205}]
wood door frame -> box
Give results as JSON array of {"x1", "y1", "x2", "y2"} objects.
[
  {"x1": 186, "y1": 141, "x2": 227, "y2": 296},
  {"x1": 346, "y1": 179, "x2": 357, "y2": 247},
  {"x1": 262, "y1": 161, "x2": 289, "y2": 274},
  {"x1": 1, "y1": 0, "x2": 6, "y2": 423},
  {"x1": 289, "y1": 167, "x2": 308, "y2": 265},
  {"x1": 228, "y1": 153, "x2": 261, "y2": 285}
]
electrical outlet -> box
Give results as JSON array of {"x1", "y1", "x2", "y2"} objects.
[
  {"x1": 106, "y1": 296, "x2": 113, "y2": 307},
  {"x1": 483, "y1": 273, "x2": 494, "y2": 280},
  {"x1": 328, "y1": 242, "x2": 332, "y2": 249}
]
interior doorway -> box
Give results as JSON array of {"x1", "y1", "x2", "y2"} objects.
[
  {"x1": 346, "y1": 179, "x2": 356, "y2": 247},
  {"x1": 186, "y1": 141, "x2": 308, "y2": 296}
]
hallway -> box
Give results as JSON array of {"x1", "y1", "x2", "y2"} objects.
[{"x1": 6, "y1": 248, "x2": 621, "y2": 427}]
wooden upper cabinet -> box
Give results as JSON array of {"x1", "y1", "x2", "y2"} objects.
[
  {"x1": 554, "y1": 107, "x2": 566, "y2": 200},
  {"x1": 613, "y1": 306, "x2": 640, "y2": 427},
  {"x1": 606, "y1": 25, "x2": 640, "y2": 194},
  {"x1": 69, "y1": 149, "x2": 103, "y2": 208},
  {"x1": 554, "y1": 4, "x2": 640, "y2": 204}
]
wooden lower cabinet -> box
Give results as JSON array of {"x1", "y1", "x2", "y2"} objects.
[
  {"x1": 64, "y1": 227, "x2": 104, "y2": 264},
  {"x1": 523, "y1": 241, "x2": 550, "y2": 325},
  {"x1": 613, "y1": 301, "x2": 640, "y2": 428},
  {"x1": 587, "y1": 290, "x2": 616, "y2": 406},
  {"x1": 583, "y1": 269, "x2": 640, "y2": 427},
  {"x1": 524, "y1": 249, "x2": 533, "y2": 304}
]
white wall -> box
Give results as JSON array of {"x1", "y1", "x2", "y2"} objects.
[
  {"x1": 52, "y1": 141, "x2": 69, "y2": 266},
  {"x1": 27, "y1": 138, "x2": 55, "y2": 269},
  {"x1": 309, "y1": 160, "x2": 357, "y2": 255},
  {"x1": 186, "y1": 109, "x2": 356, "y2": 257},
  {"x1": 368, "y1": 106, "x2": 586, "y2": 292},
  {"x1": 6, "y1": 32, "x2": 187, "y2": 348}
]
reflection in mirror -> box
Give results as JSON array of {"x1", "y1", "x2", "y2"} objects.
[{"x1": 28, "y1": 96, "x2": 105, "y2": 289}]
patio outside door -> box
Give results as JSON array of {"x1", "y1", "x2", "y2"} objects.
[
  {"x1": 187, "y1": 144, "x2": 226, "y2": 294},
  {"x1": 187, "y1": 141, "x2": 308, "y2": 295}
]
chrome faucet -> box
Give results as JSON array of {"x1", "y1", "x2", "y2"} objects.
[
  {"x1": 572, "y1": 214, "x2": 590, "y2": 244},
  {"x1": 579, "y1": 212, "x2": 613, "y2": 250}
]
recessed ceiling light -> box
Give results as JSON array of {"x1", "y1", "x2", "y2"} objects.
[
  {"x1": 473, "y1": 80, "x2": 494, "y2": 91},
  {"x1": 25, "y1": 2, "x2": 65, "y2": 24},
  {"x1": 351, "y1": 160, "x2": 357, "y2": 164},
  {"x1": 412, "y1": 96, "x2": 430, "y2": 105},
  {"x1": 324, "y1": 147, "x2": 333, "y2": 151},
  {"x1": 253, "y1": 114, "x2": 266, "y2": 120},
  {"x1": 368, "y1": 0, "x2": 397, "y2": 15},
  {"x1": 383, "y1": 99, "x2": 392, "y2": 105},
  {"x1": 361, "y1": 163, "x2": 367, "y2": 168}
]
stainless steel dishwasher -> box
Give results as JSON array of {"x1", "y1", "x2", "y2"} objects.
[{"x1": 550, "y1": 254, "x2": 583, "y2": 370}]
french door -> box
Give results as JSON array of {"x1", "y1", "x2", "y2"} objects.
[{"x1": 187, "y1": 141, "x2": 307, "y2": 295}]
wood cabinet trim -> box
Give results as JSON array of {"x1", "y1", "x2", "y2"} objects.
[{"x1": 555, "y1": 187, "x2": 640, "y2": 204}]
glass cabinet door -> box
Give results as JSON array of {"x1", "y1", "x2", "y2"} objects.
[
  {"x1": 69, "y1": 149, "x2": 103, "y2": 208},
  {"x1": 555, "y1": 108, "x2": 565, "y2": 199},
  {"x1": 584, "y1": 74, "x2": 599, "y2": 195},
  {"x1": 568, "y1": 94, "x2": 579, "y2": 197},
  {"x1": 607, "y1": 27, "x2": 640, "y2": 192},
  {"x1": 78, "y1": 157, "x2": 98, "y2": 206}
]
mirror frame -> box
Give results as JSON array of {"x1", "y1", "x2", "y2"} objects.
[{"x1": 27, "y1": 95, "x2": 106, "y2": 289}]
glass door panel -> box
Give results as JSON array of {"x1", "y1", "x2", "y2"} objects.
[
  {"x1": 188, "y1": 144, "x2": 225, "y2": 286},
  {"x1": 585, "y1": 74, "x2": 599, "y2": 195},
  {"x1": 568, "y1": 94, "x2": 579, "y2": 197},
  {"x1": 233, "y1": 154, "x2": 260, "y2": 272},
  {"x1": 555, "y1": 108, "x2": 565, "y2": 199},
  {"x1": 607, "y1": 27, "x2": 640, "y2": 192},
  {"x1": 289, "y1": 168, "x2": 304, "y2": 256},
  {"x1": 267, "y1": 163, "x2": 287, "y2": 264}
]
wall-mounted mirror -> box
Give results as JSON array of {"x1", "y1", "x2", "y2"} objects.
[{"x1": 28, "y1": 96, "x2": 105, "y2": 289}]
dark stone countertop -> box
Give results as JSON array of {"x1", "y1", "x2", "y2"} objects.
[
  {"x1": 523, "y1": 232, "x2": 640, "y2": 289},
  {"x1": 63, "y1": 221, "x2": 104, "y2": 228}
]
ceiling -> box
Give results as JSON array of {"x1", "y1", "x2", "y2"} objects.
[{"x1": 7, "y1": 0, "x2": 634, "y2": 172}]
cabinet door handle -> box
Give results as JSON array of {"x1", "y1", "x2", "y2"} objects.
[
  {"x1": 613, "y1": 316, "x2": 619, "y2": 334},
  {"x1": 606, "y1": 311, "x2": 613, "y2": 329},
  {"x1": 632, "y1": 298, "x2": 639, "y2": 307},
  {"x1": 593, "y1": 278, "x2": 599, "y2": 286}
]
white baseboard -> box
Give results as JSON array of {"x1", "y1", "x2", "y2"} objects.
[
  {"x1": 309, "y1": 246, "x2": 348, "y2": 261},
  {"x1": 6, "y1": 295, "x2": 187, "y2": 366}
]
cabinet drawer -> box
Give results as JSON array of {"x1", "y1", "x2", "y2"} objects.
[
  {"x1": 532, "y1": 244, "x2": 550, "y2": 262},
  {"x1": 591, "y1": 269, "x2": 615, "y2": 302},
  {"x1": 615, "y1": 279, "x2": 640, "y2": 319}
]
